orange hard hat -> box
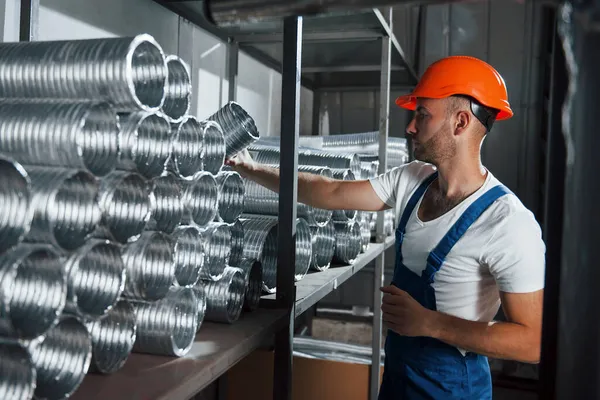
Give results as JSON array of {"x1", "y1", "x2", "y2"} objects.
[{"x1": 396, "y1": 56, "x2": 513, "y2": 121}]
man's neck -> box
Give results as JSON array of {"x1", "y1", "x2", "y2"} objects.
[{"x1": 434, "y1": 154, "x2": 487, "y2": 200}]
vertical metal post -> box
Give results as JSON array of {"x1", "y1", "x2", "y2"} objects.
[
  {"x1": 226, "y1": 38, "x2": 239, "y2": 102},
  {"x1": 554, "y1": 2, "x2": 600, "y2": 399},
  {"x1": 273, "y1": 15, "x2": 302, "y2": 400},
  {"x1": 19, "y1": 0, "x2": 38, "y2": 41},
  {"x1": 371, "y1": 7, "x2": 392, "y2": 400}
]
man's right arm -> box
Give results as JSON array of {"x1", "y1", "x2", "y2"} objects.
[{"x1": 227, "y1": 150, "x2": 389, "y2": 212}]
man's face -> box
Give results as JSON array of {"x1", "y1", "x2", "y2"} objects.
[{"x1": 405, "y1": 98, "x2": 456, "y2": 165}]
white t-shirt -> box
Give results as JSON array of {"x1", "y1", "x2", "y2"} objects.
[{"x1": 369, "y1": 161, "x2": 546, "y2": 324}]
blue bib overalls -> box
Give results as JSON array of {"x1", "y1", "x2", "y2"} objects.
[{"x1": 378, "y1": 172, "x2": 510, "y2": 400}]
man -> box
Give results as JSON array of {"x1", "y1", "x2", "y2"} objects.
[{"x1": 227, "y1": 55, "x2": 545, "y2": 399}]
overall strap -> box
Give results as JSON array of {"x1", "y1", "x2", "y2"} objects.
[{"x1": 421, "y1": 185, "x2": 512, "y2": 284}]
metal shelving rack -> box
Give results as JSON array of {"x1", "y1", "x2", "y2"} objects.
[{"x1": 18, "y1": 1, "x2": 417, "y2": 400}]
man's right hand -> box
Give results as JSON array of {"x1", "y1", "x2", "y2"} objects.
[{"x1": 225, "y1": 149, "x2": 256, "y2": 177}]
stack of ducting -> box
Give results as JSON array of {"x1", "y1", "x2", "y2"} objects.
[{"x1": 0, "y1": 34, "x2": 263, "y2": 399}]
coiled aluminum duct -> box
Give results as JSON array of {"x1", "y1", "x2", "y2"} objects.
[
  {"x1": 309, "y1": 220, "x2": 336, "y2": 272},
  {"x1": 360, "y1": 161, "x2": 379, "y2": 180},
  {"x1": 201, "y1": 120, "x2": 226, "y2": 175},
  {"x1": 118, "y1": 111, "x2": 173, "y2": 178},
  {"x1": 27, "y1": 317, "x2": 92, "y2": 400},
  {"x1": 148, "y1": 172, "x2": 184, "y2": 234},
  {"x1": 331, "y1": 168, "x2": 357, "y2": 222},
  {"x1": 131, "y1": 286, "x2": 198, "y2": 357},
  {"x1": 0, "y1": 245, "x2": 66, "y2": 339},
  {"x1": 171, "y1": 226, "x2": 204, "y2": 287},
  {"x1": 162, "y1": 55, "x2": 192, "y2": 123},
  {"x1": 208, "y1": 101, "x2": 260, "y2": 158},
  {"x1": 253, "y1": 147, "x2": 361, "y2": 177},
  {"x1": 0, "y1": 101, "x2": 119, "y2": 176},
  {"x1": 204, "y1": 266, "x2": 246, "y2": 324},
  {"x1": 0, "y1": 34, "x2": 168, "y2": 112},
  {"x1": 198, "y1": 222, "x2": 232, "y2": 281},
  {"x1": 0, "y1": 156, "x2": 33, "y2": 254},
  {"x1": 229, "y1": 219, "x2": 244, "y2": 267},
  {"x1": 169, "y1": 116, "x2": 204, "y2": 179},
  {"x1": 333, "y1": 221, "x2": 362, "y2": 264},
  {"x1": 181, "y1": 172, "x2": 219, "y2": 227},
  {"x1": 240, "y1": 216, "x2": 312, "y2": 293},
  {"x1": 190, "y1": 284, "x2": 207, "y2": 332},
  {"x1": 85, "y1": 301, "x2": 136, "y2": 375},
  {"x1": 357, "y1": 212, "x2": 371, "y2": 253},
  {"x1": 25, "y1": 167, "x2": 102, "y2": 251},
  {"x1": 97, "y1": 171, "x2": 153, "y2": 244},
  {"x1": 122, "y1": 231, "x2": 175, "y2": 301},
  {"x1": 320, "y1": 132, "x2": 409, "y2": 168},
  {"x1": 64, "y1": 239, "x2": 126, "y2": 319},
  {"x1": 0, "y1": 342, "x2": 36, "y2": 400},
  {"x1": 215, "y1": 171, "x2": 245, "y2": 223},
  {"x1": 235, "y1": 258, "x2": 262, "y2": 312}
]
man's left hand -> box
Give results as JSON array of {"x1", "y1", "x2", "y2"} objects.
[{"x1": 380, "y1": 285, "x2": 436, "y2": 337}]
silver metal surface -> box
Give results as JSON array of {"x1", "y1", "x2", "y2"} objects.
[
  {"x1": 148, "y1": 172, "x2": 184, "y2": 234},
  {"x1": 162, "y1": 55, "x2": 192, "y2": 123},
  {"x1": 121, "y1": 231, "x2": 176, "y2": 301},
  {"x1": 235, "y1": 258, "x2": 262, "y2": 312},
  {"x1": 0, "y1": 34, "x2": 168, "y2": 112},
  {"x1": 190, "y1": 284, "x2": 207, "y2": 332},
  {"x1": 181, "y1": 171, "x2": 219, "y2": 227},
  {"x1": 360, "y1": 161, "x2": 378, "y2": 179},
  {"x1": 130, "y1": 286, "x2": 198, "y2": 357},
  {"x1": 118, "y1": 111, "x2": 173, "y2": 178},
  {"x1": 0, "y1": 101, "x2": 119, "y2": 176},
  {"x1": 208, "y1": 101, "x2": 260, "y2": 158},
  {"x1": 27, "y1": 317, "x2": 92, "y2": 400},
  {"x1": 25, "y1": 167, "x2": 101, "y2": 251},
  {"x1": 204, "y1": 266, "x2": 246, "y2": 324},
  {"x1": 0, "y1": 342, "x2": 36, "y2": 400},
  {"x1": 85, "y1": 301, "x2": 136, "y2": 375},
  {"x1": 309, "y1": 220, "x2": 336, "y2": 272},
  {"x1": 253, "y1": 147, "x2": 361, "y2": 177},
  {"x1": 169, "y1": 116, "x2": 204, "y2": 179},
  {"x1": 357, "y1": 212, "x2": 371, "y2": 253},
  {"x1": 97, "y1": 171, "x2": 153, "y2": 244},
  {"x1": 64, "y1": 239, "x2": 126, "y2": 319},
  {"x1": 333, "y1": 220, "x2": 362, "y2": 264},
  {"x1": 298, "y1": 165, "x2": 334, "y2": 226},
  {"x1": 331, "y1": 169, "x2": 358, "y2": 222},
  {"x1": 201, "y1": 120, "x2": 226, "y2": 175},
  {"x1": 171, "y1": 226, "x2": 204, "y2": 287},
  {"x1": 198, "y1": 222, "x2": 232, "y2": 281},
  {"x1": 228, "y1": 219, "x2": 245, "y2": 267},
  {"x1": 0, "y1": 244, "x2": 66, "y2": 339},
  {"x1": 0, "y1": 156, "x2": 33, "y2": 254},
  {"x1": 215, "y1": 171, "x2": 245, "y2": 223}
]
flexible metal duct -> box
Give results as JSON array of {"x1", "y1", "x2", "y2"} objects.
[
  {"x1": 333, "y1": 221, "x2": 362, "y2": 264},
  {"x1": 121, "y1": 231, "x2": 175, "y2": 301},
  {"x1": 162, "y1": 55, "x2": 192, "y2": 123},
  {"x1": 181, "y1": 172, "x2": 219, "y2": 227},
  {"x1": 360, "y1": 161, "x2": 379, "y2": 180},
  {"x1": 0, "y1": 101, "x2": 119, "y2": 176},
  {"x1": 229, "y1": 219, "x2": 244, "y2": 267},
  {"x1": 191, "y1": 284, "x2": 207, "y2": 332},
  {"x1": 235, "y1": 258, "x2": 262, "y2": 312},
  {"x1": 215, "y1": 171, "x2": 245, "y2": 223},
  {"x1": 309, "y1": 220, "x2": 336, "y2": 272},
  {"x1": 0, "y1": 34, "x2": 167, "y2": 112},
  {"x1": 0, "y1": 343, "x2": 36, "y2": 400},
  {"x1": 240, "y1": 216, "x2": 312, "y2": 293},
  {"x1": 208, "y1": 101, "x2": 260, "y2": 158},
  {"x1": 0, "y1": 244, "x2": 66, "y2": 339},
  {"x1": 0, "y1": 156, "x2": 33, "y2": 254},
  {"x1": 169, "y1": 116, "x2": 204, "y2": 179},
  {"x1": 201, "y1": 120, "x2": 226, "y2": 175},
  {"x1": 130, "y1": 286, "x2": 198, "y2": 357},
  {"x1": 171, "y1": 226, "x2": 204, "y2": 287},
  {"x1": 331, "y1": 169, "x2": 357, "y2": 222},
  {"x1": 25, "y1": 167, "x2": 101, "y2": 251},
  {"x1": 118, "y1": 111, "x2": 172, "y2": 179},
  {"x1": 198, "y1": 222, "x2": 232, "y2": 281},
  {"x1": 64, "y1": 239, "x2": 126, "y2": 319},
  {"x1": 147, "y1": 172, "x2": 184, "y2": 234},
  {"x1": 357, "y1": 212, "x2": 371, "y2": 253},
  {"x1": 385, "y1": 209, "x2": 395, "y2": 236},
  {"x1": 204, "y1": 266, "x2": 246, "y2": 324},
  {"x1": 97, "y1": 171, "x2": 153, "y2": 244},
  {"x1": 27, "y1": 317, "x2": 92, "y2": 400},
  {"x1": 298, "y1": 165, "x2": 334, "y2": 226},
  {"x1": 85, "y1": 301, "x2": 136, "y2": 375}
]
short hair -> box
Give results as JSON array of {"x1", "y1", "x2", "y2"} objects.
[{"x1": 447, "y1": 95, "x2": 499, "y2": 133}]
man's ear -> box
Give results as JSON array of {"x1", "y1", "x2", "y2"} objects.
[{"x1": 454, "y1": 110, "x2": 471, "y2": 136}]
